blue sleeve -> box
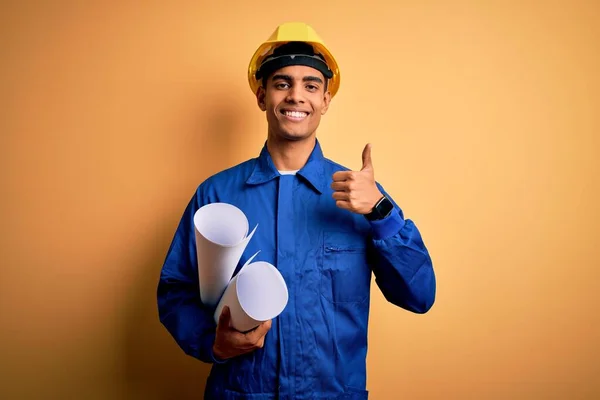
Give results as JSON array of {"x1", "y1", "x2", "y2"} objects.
[
  {"x1": 367, "y1": 183, "x2": 436, "y2": 314},
  {"x1": 157, "y1": 185, "x2": 228, "y2": 364}
]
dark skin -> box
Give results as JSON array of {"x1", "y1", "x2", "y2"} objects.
[
  {"x1": 212, "y1": 64, "x2": 382, "y2": 360},
  {"x1": 259, "y1": 65, "x2": 332, "y2": 171},
  {"x1": 212, "y1": 306, "x2": 272, "y2": 359}
]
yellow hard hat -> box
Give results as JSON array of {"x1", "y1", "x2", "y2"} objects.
[{"x1": 248, "y1": 22, "x2": 340, "y2": 98}]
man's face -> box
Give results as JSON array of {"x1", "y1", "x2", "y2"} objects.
[{"x1": 257, "y1": 65, "x2": 331, "y2": 142}]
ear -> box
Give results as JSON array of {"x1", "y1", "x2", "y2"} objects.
[
  {"x1": 320, "y1": 90, "x2": 332, "y2": 115},
  {"x1": 256, "y1": 86, "x2": 267, "y2": 111}
]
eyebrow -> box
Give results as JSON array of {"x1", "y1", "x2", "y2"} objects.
[{"x1": 272, "y1": 74, "x2": 324, "y2": 84}]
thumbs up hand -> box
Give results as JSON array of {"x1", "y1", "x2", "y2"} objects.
[{"x1": 331, "y1": 143, "x2": 384, "y2": 214}]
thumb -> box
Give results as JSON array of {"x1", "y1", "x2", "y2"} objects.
[
  {"x1": 217, "y1": 306, "x2": 231, "y2": 329},
  {"x1": 361, "y1": 143, "x2": 373, "y2": 171}
]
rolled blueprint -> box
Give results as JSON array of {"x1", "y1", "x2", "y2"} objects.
[
  {"x1": 193, "y1": 202, "x2": 257, "y2": 307},
  {"x1": 214, "y1": 255, "x2": 289, "y2": 332}
]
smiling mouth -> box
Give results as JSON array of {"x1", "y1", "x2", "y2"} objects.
[{"x1": 281, "y1": 110, "x2": 309, "y2": 120}]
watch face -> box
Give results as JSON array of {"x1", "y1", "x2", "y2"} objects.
[
  {"x1": 377, "y1": 197, "x2": 394, "y2": 218},
  {"x1": 366, "y1": 196, "x2": 394, "y2": 221}
]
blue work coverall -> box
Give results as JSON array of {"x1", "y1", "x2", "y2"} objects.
[{"x1": 157, "y1": 140, "x2": 436, "y2": 399}]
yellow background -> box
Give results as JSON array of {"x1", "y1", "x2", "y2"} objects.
[{"x1": 1, "y1": 1, "x2": 598, "y2": 399}]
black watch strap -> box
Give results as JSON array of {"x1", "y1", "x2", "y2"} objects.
[{"x1": 365, "y1": 195, "x2": 394, "y2": 221}]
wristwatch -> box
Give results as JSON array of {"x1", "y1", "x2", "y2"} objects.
[{"x1": 364, "y1": 195, "x2": 394, "y2": 221}]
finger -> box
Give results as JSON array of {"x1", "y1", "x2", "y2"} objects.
[
  {"x1": 332, "y1": 191, "x2": 349, "y2": 201},
  {"x1": 335, "y1": 200, "x2": 352, "y2": 211},
  {"x1": 332, "y1": 171, "x2": 354, "y2": 182},
  {"x1": 248, "y1": 319, "x2": 272, "y2": 342},
  {"x1": 257, "y1": 319, "x2": 273, "y2": 336},
  {"x1": 217, "y1": 306, "x2": 231, "y2": 330},
  {"x1": 361, "y1": 143, "x2": 373, "y2": 171},
  {"x1": 330, "y1": 181, "x2": 349, "y2": 191}
]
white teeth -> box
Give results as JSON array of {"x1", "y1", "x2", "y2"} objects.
[{"x1": 284, "y1": 111, "x2": 308, "y2": 118}]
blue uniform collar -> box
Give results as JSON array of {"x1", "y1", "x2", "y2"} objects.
[{"x1": 246, "y1": 139, "x2": 327, "y2": 194}]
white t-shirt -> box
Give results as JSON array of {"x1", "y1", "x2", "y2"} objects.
[{"x1": 278, "y1": 170, "x2": 299, "y2": 175}]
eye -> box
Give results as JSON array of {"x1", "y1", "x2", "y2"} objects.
[
  {"x1": 275, "y1": 82, "x2": 290, "y2": 89},
  {"x1": 306, "y1": 84, "x2": 318, "y2": 91}
]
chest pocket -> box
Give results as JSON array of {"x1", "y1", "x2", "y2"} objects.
[{"x1": 320, "y1": 231, "x2": 371, "y2": 303}]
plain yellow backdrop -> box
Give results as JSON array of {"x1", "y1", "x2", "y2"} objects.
[{"x1": 1, "y1": 1, "x2": 598, "y2": 399}]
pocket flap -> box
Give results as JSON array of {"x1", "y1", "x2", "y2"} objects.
[{"x1": 324, "y1": 231, "x2": 367, "y2": 252}]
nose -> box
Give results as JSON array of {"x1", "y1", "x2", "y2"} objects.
[{"x1": 285, "y1": 84, "x2": 304, "y2": 104}]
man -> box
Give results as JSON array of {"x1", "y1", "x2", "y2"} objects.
[{"x1": 157, "y1": 22, "x2": 436, "y2": 399}]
